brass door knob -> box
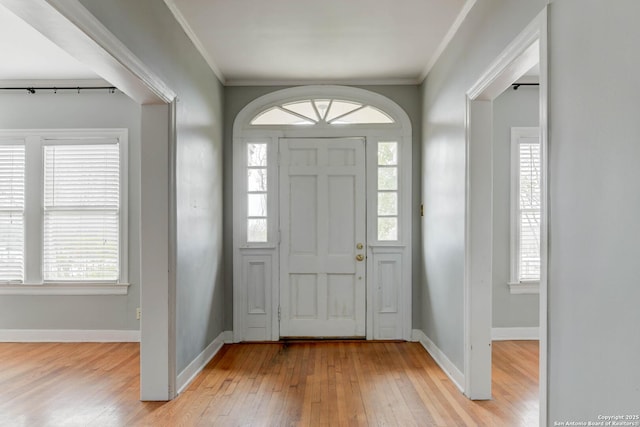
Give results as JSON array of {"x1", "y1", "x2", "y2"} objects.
[
  {"x1": 356, "y1": 243, "x2": 364, "y2": 249},
  {"x1": 356, "y1": 254, "x2": 365, "y2": 261}
]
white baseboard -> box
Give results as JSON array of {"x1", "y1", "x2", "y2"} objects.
[
  {"x1": 411, "y1": 329, "x2": 464, "y2": 392},
  {"x1": 491, "y1": 327, "x2": 539, "y2": 341},
  {"x1": 176, "y1": 330, "x2": 232, "y2": 394},
  {"x1": 0, "y1": 329, "x2": 140, "y2": 342}
]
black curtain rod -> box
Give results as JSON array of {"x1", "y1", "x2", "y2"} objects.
[
  {"x1": 512, "y1": 83, "x2": 539, "y2": 90},
  {"x1": 0, "y1": 86, "x2": 117, "y2": 94}
]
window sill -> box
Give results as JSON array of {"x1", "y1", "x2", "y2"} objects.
[
  {"x1": 239, "y1": 245, "x2": 278, "y2": 250},
  {"x1": 508, "y1": 282, "x2": 540, "y2": 295},
  {"x1": 370, "y1": 243, "x2": 406, "y2": 248},
  {"x1": 0, "y1": 283, "x2": 130, "y2": 296}
]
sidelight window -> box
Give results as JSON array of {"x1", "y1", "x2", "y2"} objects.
[
  {"x1": 377, "y1": 141, "x2": 399, "y2": 241},
  {"x1": 246, "y1": 143, "x2": 268, "y2": 242}
]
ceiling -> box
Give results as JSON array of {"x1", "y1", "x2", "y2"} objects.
[
  {"x1": 0, "y1": 4, "x2": 99, "y2": 81},
  {"x1": 165, "y1": 0, "x2": 473, "y2": 85},
  {"x1": 0, "y1": 1, "x2": 474, "y2": 86}
]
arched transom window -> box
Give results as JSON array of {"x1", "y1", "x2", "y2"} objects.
[{"x1": 251, "y1": 99, "x2": 395, "y2": 126}]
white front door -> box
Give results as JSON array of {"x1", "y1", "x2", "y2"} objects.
[{"x1": 279, "y1": 138, "x2": 366, "y2": 337}]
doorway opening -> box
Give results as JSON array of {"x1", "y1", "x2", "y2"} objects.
[
  {"x1": 464, "y1": 7, "x2": 548, "y2": 423},
  {"x1": 1, "y1": 0, "x2": 178, "y2": 400},
  {"x1": 232, "y1": 86, "x2": 413, "y2": 342}
]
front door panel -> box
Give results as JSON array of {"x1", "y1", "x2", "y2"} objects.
[{"x1": 279, "y1": 138, "x2": 366, "y2": 337}]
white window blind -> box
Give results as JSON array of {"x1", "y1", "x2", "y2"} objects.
[
  {"x1": 517, "y1": 137, "x2": 541, "y2": 281},
  {"x1": 43, "y1": 142, "x2": 120, "y2": 281},
  {"x1": 0, "y1": 143, "x2": 25, "y2": 282}
]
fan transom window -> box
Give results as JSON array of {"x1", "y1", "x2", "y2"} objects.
[{"x1": 250, "y1": 99, "x2": 395, "y2": 126}]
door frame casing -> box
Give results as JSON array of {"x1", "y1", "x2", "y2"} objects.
[
  {"x1": 232, "y1": 86, "x2": 413, "y2": 342},
  {"x1": 464, "y1": 7, "x2": 548, "y2": 425}
]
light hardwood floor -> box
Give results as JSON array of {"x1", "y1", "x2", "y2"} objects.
[{"x1": 0, "y1": 340, "x2": 538, "y2": 426}]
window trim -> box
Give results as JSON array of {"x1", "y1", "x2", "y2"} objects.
[
  {"x1": 509, "y1": 127, "x2": 540, "y2": 295},
  {"x1": 0, "y1": 129, "x2": 129, "y2": 295},
  {"x1": 0, "y1": 282, "x2": 129, "y2": 295}
]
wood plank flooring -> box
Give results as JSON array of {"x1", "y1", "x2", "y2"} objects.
[{"x1": 0, "y1": 340, "x2": 538, "y2": 426}]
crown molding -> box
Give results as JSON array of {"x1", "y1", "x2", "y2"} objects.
[
  {"x1": 224, "y1": 77, "x2": 421, "y2": 87},
  {"x1": 163, "y1": 0, "x2": 226, "y2": 85},
  {"x1": 419, "y1": 0, "x2": 477, "y2": 83}
]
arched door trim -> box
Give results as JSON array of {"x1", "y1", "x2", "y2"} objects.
[{"x1": 233, "y1": 86, "x2": 412, "y2": 342}]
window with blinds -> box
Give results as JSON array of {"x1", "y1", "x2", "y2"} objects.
[
  {"x1": 518, "y1": 139, "x2": 541, "y2": 281},
  {"x1": 510, "y1": 127, "x2": 541, "y2": 285},
  {"x1": 43, "y1": 142, "x2": 120, "y2": 281},
  {"x1": 0, "y1": 143, "x2": 25, "y2": 282}
]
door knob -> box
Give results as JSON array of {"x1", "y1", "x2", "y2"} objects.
[
  {"x1": 356, "y1": 254, "x2": 365, "y2": 261},
  {"x1": 356, "y1": 243, "x2": 363, "y2": 250}
]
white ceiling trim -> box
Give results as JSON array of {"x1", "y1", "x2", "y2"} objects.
[
  {"x1": 225, "y1": 77, "x2": 421, "y2": 87},
  {"x1": 163, "y1": 0, "x2": 226, "y2": 85},
  {"x1": 419, "y1": 0, "x2": 477, "y2": 83}
]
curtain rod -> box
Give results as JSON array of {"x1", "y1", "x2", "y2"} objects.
[
  {"x1": 512, "y1": 83, "x2": 539, "y2": 90},
  {"x1": 0, "y1": 86, "x2": 117, "y2": 94}
]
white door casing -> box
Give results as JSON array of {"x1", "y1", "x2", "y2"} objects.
[
  {"x1": 465, "y1": 9, "x2": 548, "y2": 423},
  {"x1": 279, "y1": 138, "x2": 366, "y2": 337},
  {"x1": 232, "y1": 86, "x2": 412, "y2": 343}
]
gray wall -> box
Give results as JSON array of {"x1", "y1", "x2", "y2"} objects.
[
  {"x1": 420, "y1": 0, "x2": 547, "y2": 372},
  {"x1": 423, "y1": 0, "x2": 640, "y2": 419},
  {"x1": 80, "y1": 0, "x2": 225, "y2": 374},
  {"x1": 223, "y1": 85, "x2": 422, "y2": 330},
  {"x1": 547, "y1": 0, "x2": 640, "y2": 420},
  {"x1": 492, "y1": 87, "x2": 539, "y2": 328},
  {"x1": 0, "y1": 92, "x2": 141, "y2": 330}
]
